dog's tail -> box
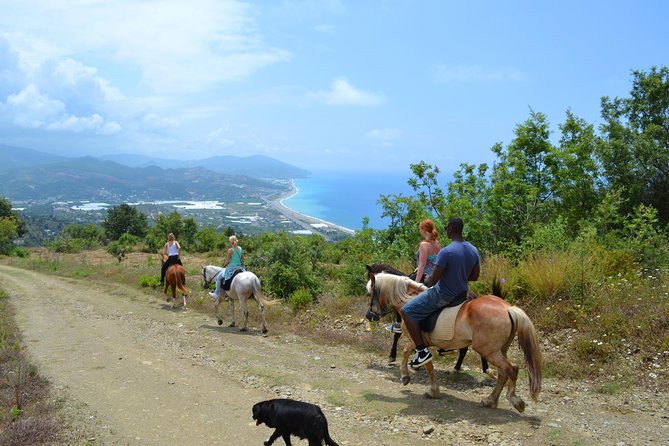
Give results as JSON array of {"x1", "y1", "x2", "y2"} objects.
[
  {"x1": 324, "y1": 434, "x2": 339, "y2": 446},
  {"x1": 322, "y1": 419, "x2": 339, "y2": 446}
]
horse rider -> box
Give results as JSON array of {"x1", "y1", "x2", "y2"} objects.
[
  {"x1": 209, "y1": 235, "x2": 245, "y2": 301},
  {"x1": 400, "y1": 217, "x2": 480, "y2": 369},
  {"x1": 159, "y1": 233, "x2": 182, "y2": 286}
]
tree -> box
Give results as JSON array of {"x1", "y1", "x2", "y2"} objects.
[
  {"x1": 550, "y1": 110, "x2": 602, "y2": 232},
  {"x1": 145, "y1": 211, "x2": 184, "y2": 252},
  {"x1": 444, "y1": 162, "x2": 493, "y2": 250},
  {"x1": 102, "y1": 204, "x2": 148, "y2": 241},
  {"x1": 488, "y1": 110, "x2": 556, "y2": 249},
  {"x1": 107, "y1": 233, "x2": 139, "y2": 262},
  {"x1": 598, "y1": 66, "x2": 669, "y2": 223},
  {"x1": 0, "y1": 196, "x2": 25, "y2": 254}
]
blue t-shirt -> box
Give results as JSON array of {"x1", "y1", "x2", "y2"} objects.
[{"x1": 434, "y1": 240, "x2": 480, "y2": 297}]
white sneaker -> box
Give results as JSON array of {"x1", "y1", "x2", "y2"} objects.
[{"x1": 208, "y1": 291, "x2": 218, "y2": 300}]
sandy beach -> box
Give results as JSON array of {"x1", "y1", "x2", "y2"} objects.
[{"x1": 267, "y1": 180, "x2": 355, "y2": 238}]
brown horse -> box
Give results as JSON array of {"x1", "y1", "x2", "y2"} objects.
[
  {"x1": 366, "y1": 272, "x2": 541, "y2": 412},
  {"x1": 366, "y1": 264, "x2": 490, "y2": 374},
  {"x1": 164, "y1": 263, "x2": 188, "y2": 309}
]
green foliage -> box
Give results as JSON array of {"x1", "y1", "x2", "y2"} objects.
[
  {"x1": 102, "y1": 203, "x2": 148, "y2": 241},
  {"x1": 106, "y1": 233, "x2": 139, "y2": 262},
  {"x1": 8, "y1": 247, "x2": 29, "y2": 258},
  {"x1": 145, "y1": 211, "x2": 184, "y2": 252},
  {"x1": 252, "y1": 232, "x2": 323, "y2": 300},
  {"x1": 0, "y1": 216, "x2": 19, "y2": 255},
  {"x1": 51, "y1": 223, "x2": 104, "y2": 253},
  {"x1": 139, "y1": 275, "x2": 160, "y2": 288},
  {"x1": 288, "y1": 288, "x2": 314, "y2": 312},
  {"x1": 623, "y1": 204, "x2": 669, "y2": 271},
  {"x1": 598, "y1": 66, "x2": 669, "y2": 224}
]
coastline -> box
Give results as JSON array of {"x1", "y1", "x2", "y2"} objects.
[{"x1": 268, "y1": 180, "x2": 356, "y2": 237}]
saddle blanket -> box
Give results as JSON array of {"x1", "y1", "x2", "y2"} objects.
[{"x1": 426, "y1": 302, "x2": 464, "y2": 341}]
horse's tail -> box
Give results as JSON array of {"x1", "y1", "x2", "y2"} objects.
[
  {"x1": 177, "y1": 268, "x2": 189, "y2": 296},
  {"x1": 508, "y1": 306, "x2": 542, "y2": 401},
  {"x1": 492, "y1": 275, "x2": 504, "y2": 300},
  {"x1": 250, "y1": 275, "x2": 277, "y2": 306}
]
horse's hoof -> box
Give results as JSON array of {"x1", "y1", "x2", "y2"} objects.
[
  {"x1": 239, "y1": 327, "x2": 248, "y2": 332},
  {"x1": 261, "y1": 328, "x2": 268, "y2": 334},
  {"x1": 424, "y1": 392, "x2": 439, "y2": 399},
  {"x1": 217, "y1": 319, "x2": 223, "y2": 326},
  {"x1": 228, "y1": 322, "x2": 236, "y2": 328},
  {"x1": 479, "y1": 398, "x2": 498, "y2": 409},
  {"x1": 401, "y1": 376, "x2": 411, "y2": 386},
  {"x1": 388, "y1": 356, "x2": 396, "y2": 364},
  {"x1": 512, "y1": 398, "x2": 526, "y2": 413}
]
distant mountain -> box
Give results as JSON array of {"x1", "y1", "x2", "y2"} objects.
[
  {"x1": 0, "y1": 144, "x2": 69, "y2": 172},
  {"x1": 99, "y1": 153, "x2": 311, "y2": 179},
  {"x1": 0, "y1": 156, "x2": 288, "y2": 203}
]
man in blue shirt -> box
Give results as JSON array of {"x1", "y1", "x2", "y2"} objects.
[{"x1": 400, "y1": 217, "x2": 480, "y2": 369}]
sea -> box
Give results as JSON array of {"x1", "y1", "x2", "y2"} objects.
[{"x1": 282, "y1": 171, "x2": 416, "y2": 231}]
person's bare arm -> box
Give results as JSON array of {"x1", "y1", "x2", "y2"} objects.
[
  {"x1": 424, "y1": 264, "x2": 444, "y2": 287},
  {"x1": 415, "y1": 242, "x2": 430, "y2": 283},
  {"x1": 468, "y1": 264, "x2": 480, "y2": 281}
]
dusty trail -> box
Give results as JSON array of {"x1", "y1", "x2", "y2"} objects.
[{"x1": 0, "y1": 264, "x2": 666, "y2": 445}]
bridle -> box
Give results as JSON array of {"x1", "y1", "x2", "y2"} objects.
[
  {"x1": 365, "y1": 276, "x2": 394, "y2": 322},
  {"x1": 202, "y1": 266, "x2": 220, "y2": 288}
]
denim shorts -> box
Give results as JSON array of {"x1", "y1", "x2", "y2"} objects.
[{"x1": 402, "y1": 287, "x2": 455, "y2": 322}]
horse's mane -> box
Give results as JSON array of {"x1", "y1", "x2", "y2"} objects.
[
  {"x1": 371, "y1": 273, "x2": 426, "y2": 308},
  {"x1": 367, "y1": 263, "x2": 406, "y2": 277}
]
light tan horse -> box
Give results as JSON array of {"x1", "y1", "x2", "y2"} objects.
[
  {"x1": 164, "y1": 263, "x2": 188, "y2": 309},
  {"x1": 366, "y1": 273, "x2": 541, "y2": 412}
]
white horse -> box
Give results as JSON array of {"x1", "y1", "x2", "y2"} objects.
[{"x1": 202, "y1": 265, "x2": 276, "y2": 333}]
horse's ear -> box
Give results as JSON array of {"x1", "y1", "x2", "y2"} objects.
[{"x1": 365, "y1": 264, "x2": 372, "y2": 273}]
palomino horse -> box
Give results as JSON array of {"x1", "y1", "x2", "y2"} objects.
[
  {"x1": 367, "y1": 273, "x2": 541, "y2": 412},
  {"x1": 366, "y1": 264, "x2": 489, "y2": 374},
  {"x1": 164, "y1": 263, "x2": 188, "y2": 309},
  {"x1": 202, "y1": 265, "x2": 276, "y2": 333}
]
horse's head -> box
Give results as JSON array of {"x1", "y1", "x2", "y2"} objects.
[
  {"x1": 202, "y1": 265, "x2": 221, "y2": 289},
  {"x1": 365, "y1": 273, "x2": 394, "y2": 322}
]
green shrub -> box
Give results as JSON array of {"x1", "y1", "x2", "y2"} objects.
[
  {"x1": 139, "y1": 275, "x2": 160, "y2": 288},
  {"x1": 8, "y1": 247, "x2": 29, "y2": 258},
  {"x1": 288, "y1": 289, "x2": 313, "y2": 312}
]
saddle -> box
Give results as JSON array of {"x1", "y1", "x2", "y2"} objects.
[
  {"x1": 223, "y1": 267, "x2": 245, "y2": 291},
  {"x1": 419, "y1": 290, "x2": 469, "y2": 336}
]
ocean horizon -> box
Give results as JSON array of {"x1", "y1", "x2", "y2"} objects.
[{"x1": 281, "y1": 171, "x2": 417, "y2": 231}]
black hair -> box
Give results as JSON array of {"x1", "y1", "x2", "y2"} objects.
[{"x1": 447, "y1": 217, "x2": 464, "y2": 235}]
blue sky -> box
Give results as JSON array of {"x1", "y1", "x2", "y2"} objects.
[{"x1": 0, "y1": 0, "x2": 667, "y2": 174}]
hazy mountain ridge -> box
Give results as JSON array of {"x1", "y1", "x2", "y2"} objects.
[
  {"x1": 99, "y1": 153, "x2": 310, "y2": 179},
  {"x1": 0, "y1": 146, "x2": 296, "y2": 203}
]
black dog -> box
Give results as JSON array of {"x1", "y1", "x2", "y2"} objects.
[{"x1": 252, "y1": 398, "x2": 339, "y2": 446}]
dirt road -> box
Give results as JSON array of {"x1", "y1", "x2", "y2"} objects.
[{"x1": 1, "y1": 265, "x2": 666, "y2": 445}]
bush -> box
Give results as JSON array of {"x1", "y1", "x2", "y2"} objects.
[
  {"x1": 288, "y1": 289, "x2": 313, "y2": 312},
  {"x1": 8, "y1": 247, "x2": 29, "y2": 258},
  {"x1": 139, "y1": 275, "x2": 160, "y2": 288}
]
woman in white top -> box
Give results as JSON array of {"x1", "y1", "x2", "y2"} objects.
[{"x1": 159, "y1": 233, "x2": 182, "y2": 286}]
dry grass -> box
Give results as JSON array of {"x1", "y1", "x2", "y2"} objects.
[{"x1": 0, "y1": 290, "x2": 62, "y2": 446}]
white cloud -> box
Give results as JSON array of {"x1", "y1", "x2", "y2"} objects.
[
  {"x1": 433, "y1": 64, "x2": 527, "y2": 83},
  {"x1": 0, "y1": 0, "x2": 291, "y2": 95},
  {"x1": 6, "y1": 84, "x2": 121, "y2": 134},
  {"x1": 365, "y1": 128, "x2": 401, "y2": 147},
  {"x1": 309, "y1": 77, "x2": 385, "y2": 106}
]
